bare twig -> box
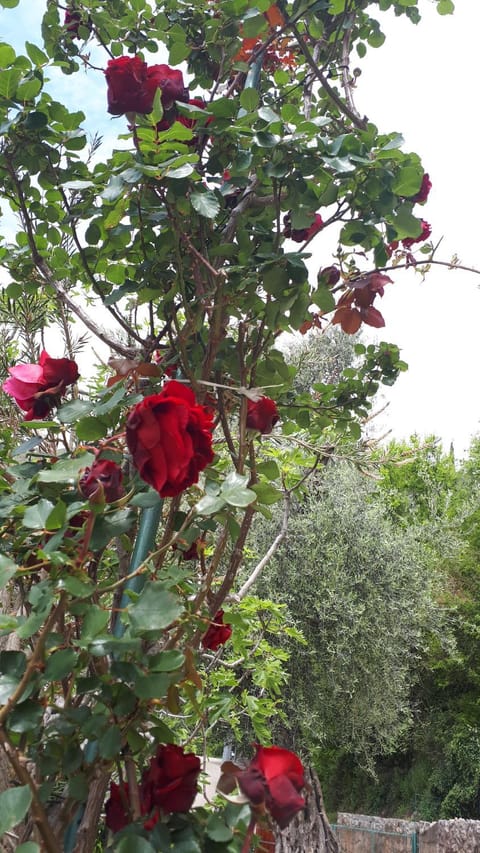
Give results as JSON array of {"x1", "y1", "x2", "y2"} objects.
[{"x1": 237, "y1": 493, "x2": 290, "y2": 599}]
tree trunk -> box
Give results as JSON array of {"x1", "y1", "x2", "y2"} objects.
[{"x1": 275, "y1": 767, "x2": 338, "y2": 853}]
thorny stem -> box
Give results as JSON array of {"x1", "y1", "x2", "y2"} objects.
[
  {"x1": 0, "y1": 729, "x2": 60, "y2": 853},
  {"x1": 289, "y1": 21, "x2": 368, "y2": 130},
  {"x1": 0, "y1": 593, "x2": 67, "y2": 726},
  {"x1": 2, "y1": 156, "x2": 137, "y2": 359}
]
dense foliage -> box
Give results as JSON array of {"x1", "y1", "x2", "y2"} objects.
[{"x1": 0, "y1": 0, "x2": 454, "y2": 850}]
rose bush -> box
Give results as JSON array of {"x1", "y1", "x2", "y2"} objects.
[
  {"x1": 2, "y1": 350, "x2": 79, "y2": 420},
  {"x1": 126, "y1": 380, "x2": 214, "y2": 497}
]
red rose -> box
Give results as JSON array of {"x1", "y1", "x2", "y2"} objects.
[
  {"x1": 246, "y1": 397, "x2": 279, "y2": 435},
  {"x1": 106, "y1": 58, "x2": 188, "y2": 117},
  {"x1": 409, "y1": 172, "x2": 431, "y2": 205},
  {"x1": 402, "y1": 219, "x2": 432, "y2": 248},
  {"x1": 64, "y1": 9, "x2": 82, "y2": 37},
  {"x1": 141, "y1": 744, "x2": 200, "y2": 816},
  {"x1": 2, "y1": 350, "x2": 79, "y2": 421},
  {"x1": 126, "y1": 380, "x2": 214, "y2": 498},
  {"x1": 284, "y1": 213, "x2": 323, "y2": 243},
  {"x1": 79, "y1": 459, "x2": 124, "y2": 503},
  {"x1": 202, "y1": 610, "x2": 232, "y2": 651},
  {"x1": 237, "y1": 745, "x2": 305, "y2": 829},
  {"x1": 145, "y1": 64, "x2": 188, "y2": 112},
  {"x1": 105, "y1": 781, "x2": 130, "y2": 833}
]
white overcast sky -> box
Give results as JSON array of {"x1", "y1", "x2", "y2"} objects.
[{"x1": 1, "y1": 1, "x2": 479, "y2": 455}]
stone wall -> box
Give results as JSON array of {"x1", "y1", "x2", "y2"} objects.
[
  {"x1": 335, "y1": 813, "x2": 421, "y2": 853},
  {"x1": 420, "y1": 818, "x2": 480, "y2": 853},
  {"x1": 335, "y1": 813, "x2": 480, "y2": 853}
]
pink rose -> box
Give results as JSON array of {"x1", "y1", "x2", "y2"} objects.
[{"x1": 2, "y1": 350, "x2": 79, "y2": 420}]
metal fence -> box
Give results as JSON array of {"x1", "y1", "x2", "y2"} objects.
[{"x1": 331, "y1": 823, "x2": 418, "y2": 853}]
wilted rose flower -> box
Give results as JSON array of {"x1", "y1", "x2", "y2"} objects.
[
  {"x1": 246, "y1": 397, "x2": 279, "y2": 435},
  {"x1": 402, "y1": 219, "x2": 432, "y2": 248},
  {"x1": 220, "y1": 745, "x2": 305, "y2": 830},
  {"x1": 283, "y1": 212, "x2": 323, "y2": 243},
  {"x1": 141, "y1": 744, "x2": 201, "y2": 817},
  {"x1": 106, "y1": 57, "x2": 187, "y2": 116},
  {"x1": 79, "y1": 459, "x2": 124, "y2": 503},
  {"x1": 409, "y1": 172, "x2": 431, "y2": 205},
  {"x1": 105, "y1": 781, "x2": 130, "y2": 833},
  {"x1": 2, "y1": 350, "x2": 79, "y2": 421},
  {"x1": 202, "y1": 610, "x2": 232, "y2": 651},
  {"x1": 126, "y1": 380, "x2": 214, "y2": 497}
]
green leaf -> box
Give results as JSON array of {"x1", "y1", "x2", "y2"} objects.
[
  {"x1": 0, "y1": 68, "x2": 21, "y2": 98},
  {"x1": 75, "y1": 417, "x2": 109, "y2": 441},
  {"x1": 7, "y1": 699, "x2": 43, "y2": 733},
  {"x1": 392, "y1": 166, "x2": 423, "y2": 197},
  {"x1": 221, "y1": 472, "x2": 257, "y2": 507},
  {"x1": 134, "y1": 673, "x2": 170, "y2": 699},
  {"x1": 57, "y1": 399, "x2": 93, "y2": 423},
  {"x1": 23, "y1": 499, "x2": 55, "y2": 530},
  {"x1": 45, "y1": 649, "x2": 77, "y2": 681},
  {"x1": 37, "y1": 452, "x2": 95, "y2": 483},
  {"x1": 115, "y1": 838, "x2": 156, "y2": 853},
  {"x1": 169, "y1": 40, "x2": 191, "y2": 65},
  {"x1": 149, "y1": 650, "x2": 184, "y2": 671},
  {"x1": 240, "y1": 88, "x2": 259, "y2": 112},
  {"x1": 191, "y1": 190, "x2": 220, "y2": 219},
  {"x1": 46, "y1": 500, "x2": 67, "y2": 531},
  {"x1": 98, "y1": 725, "x2": 122, "y2": 759},
  {"x1": 437, "y1": 0, "x2": 454, "y2": 13},
  {"x1": 206, "y1": 814, "x2": 234, "y2": 843},
  {"x1": 0, "y1": 554, "x2": 18, "y2": 589},
  {"x1": 25, "y1": 42, "x2": 48, "y2": 65},
  {"x1": 16, "y1": 845, "x2": 40, "y2": 853},
  {"x1": 128, "y1": 581, "x2": 184, "y2": 636},
  {"x1": 250, "y1": 482, "x2": 283, "y2": 505},
  {"x1": 0, "y1": 43, "x2": 16, "y2": 66},
  {"x1": 391, "y1": 204, "x2": 422, "y2": 239},
  {"x1": 24, "y1": 111, "x2": 48, "y2": 130},
  {"x1": 0, "y1": 786, "x2": 32, "y2": 836},
  {"x1": 131, "y1": 490, "x2": 163, "y2": 508},
  {"x1": 195, "y1": 495, "x2": 226, "y2": 516}
]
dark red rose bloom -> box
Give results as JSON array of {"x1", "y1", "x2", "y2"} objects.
[
  {"x1": 106, "y1": 58, "x2": 187, "y2": 116},
  {"x1": 79, "y1": 459, "x2": 124, "y2": 503},
  {"x1": 145, "y1": 64, "x2": 189, "y2": 112},
  {"x1": 402, "y1": 219, "x2": 432, "y2": 248},
  {"x1": 105, "y1": 781, "x2": 130, "y2": 833},
  {"x1": 126, "y1": 381, "x2": 214, "y2": 498},
  {"x1": 246, "y1": 397, "x2": 279, "y2": 435},
  {"x1": 173, "y1": 536, "x2": 206, "y2": 561},
  {"x1": 283, "y1": 213, "x2": 323, "y2": 243},
  {"x1": 2, "y1": 350, "x2": 79, "y2": 421},
  {"x1": 409, "y1": 172, "x2": 431, "y2": 205},
  {"x1": 202, "y1": 610, "x2": 232, "y2": 651},
  {"x1": 64, "y1": 9, "x2": 82, "y2": 37},
  {"x1": 141, "y1": 744, "x2": 200, "y2": 817},
  {"x1": 237, "y1": 745, "x2": 305, "y2": 830}
]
